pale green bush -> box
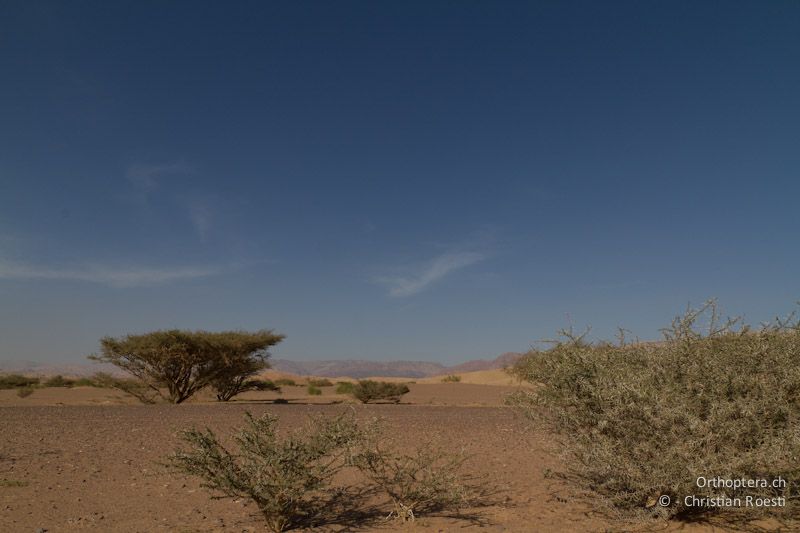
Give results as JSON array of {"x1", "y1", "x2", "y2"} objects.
[{"x1": 509, "y1": 301, "x2": 800, "y2": 523}]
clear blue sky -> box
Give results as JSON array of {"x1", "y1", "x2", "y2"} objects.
[{"x1": 1, "y1": 1, "x2": 799, "y2": 364}]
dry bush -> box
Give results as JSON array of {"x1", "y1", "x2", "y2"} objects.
[
  {"x1": 307, "y1": 385, "x2": 322, "y2": 395},
  {"x1": 40, "y1": 374, "x2": 98, "y2": 388},
  {"x1": 168, "y1": 411, "x2": 372, "y2": 532},
  {"x1": 335, "y1": 382, "x2": 355, "y2": 394},
  {"x1": 0, "y1": 374, "x2": 39, "y2": 389},
  {"x1": 353, "y1": 441, "x2": 473, "y2": 522},
  {"x1": 351, "y1": 381, "x2": 409, "y2": 404},
  {"x1": 71, "y1": 377, "x2": 98, "y2": 387},
  {"x1": 274, "y1": 378, "x2": 296, "y2": 386},
  {"x1": 15, "y1": 386, "x2": 34, "y2": 398},
  {"x1": 249, "y1": 379, "x2": 280, "y2": 392},
  {"x1": 167, "y1": 411, "x2": 486, "y2": 530},
  {"x1": 509, "y1": 301, "x2": 800, "y2": 523},
  {"x1": 308, "y1": 378, "x2": 333, "y2": 387},
  {"x1": 441, "y1": 374, "x2": 461, "y2": 383},
  {"x1": 43, "y1": 375, "x2": 74, "y2": 388}
]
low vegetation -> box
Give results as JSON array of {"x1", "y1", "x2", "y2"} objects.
[
  {"x1": 335, "y1": 381, "x2": 355, "y2": 394},
  {"x1": 89, "y1": 329, "x2": 284, "y2": 404},
  {"x1": 168, "y1": 411, "x2": 480, "y2": 531},
  {"x1": 249, "y1": 379, "x2": 280, "y2": 392},
  {"x1": 350, "y1": 380, "x2": 410, "y2": 404},
  {"x1": 509, "y1": 300, "x2": 800, "y2": 523},
  {"x1": 15, "y1": 386, "x2": 34, "y2": 398},
  {"x1": 354, "y1": 441, "x2": 473, "y2": 522},
  {"x1": 274, "y1": 378, "x2": 297, "y2": 386},
  {"x1": 0, "y1": 479, "x2": 29, "y2": 488},
  {"x1": 441, "y1": 374, "x2": 461, "y2": 383},
  {"x1": 43, "y1": 375, "x2": 71, "y2": 387},
  {"x1": 0, "y1": 373, "x2": 106, "y2": 391},
  {"x1": 307, "y1": 385, "x2": 322, "y2": 396},
  {"x1": 308, "y1": 378, "x2": 333, "y2": 387},
  {"x1": 168, "y1": 412, "x2": 371, "y2": 532},
  {"x1": 0, "y1": 374, "x2": 40, "y2": 389}
]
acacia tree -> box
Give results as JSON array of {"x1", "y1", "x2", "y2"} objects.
[
  {"x1": 208, "y1": 332, "x2": 284, "y2": 401},
  {"x1": 89, "y1": 329, "x2": 285, "y2": 404}
]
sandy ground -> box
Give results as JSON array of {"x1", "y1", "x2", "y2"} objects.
[
  {"x1": 0, "y1": 384, "x2": 780, "y2": 532},
  {"x1": 417, "y1": 369, "x2": 528, "y2": 386},
  {"x1": 0, "y1": 381, "x2": 522, "y2": 408}
]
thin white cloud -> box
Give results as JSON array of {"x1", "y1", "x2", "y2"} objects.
[
  {"x1": 125, "y1": 162, "x2": 217, "y2": 240},
  {"x1": 376, "y1": 251, "x2": 485, "y2": 297},
  {"x1": 126, "y1": 161, "x2": 191, "y2": 193},
  {"x1": 0, "y1": 260, "x2": 219, "y2": 288},
  {"x1": 186, "y1": 198, "x2": 213, "y2": 240}
]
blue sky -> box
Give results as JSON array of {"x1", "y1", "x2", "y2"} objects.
[{"x1": 1, "y1": 1, "x2": 799, "y2": 364}]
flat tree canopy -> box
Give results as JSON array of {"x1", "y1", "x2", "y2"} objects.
[{"x1": 89, "y1": 329, "x2": 285, "y2": 404}]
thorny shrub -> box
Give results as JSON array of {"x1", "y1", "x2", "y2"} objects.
[{"x1": 508, "y1": 300, "x2": 800, "y2": 524}]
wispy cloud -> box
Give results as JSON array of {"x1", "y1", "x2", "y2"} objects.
[
  {"x1": 186, "y1": 199, "x2": 211, "y2": 240},
  {"x1": 124, "y1": 162, "x2": 218, "y2": 240},
  {"x1": 0, "y1": 260, "x2": 220, "y2": 288},
  {"x1": 126, "y1": 161, "x2": 191, "y2": 194},
  {"x1": 376, "y1": 251, "x2": 485, "y2": 297}
]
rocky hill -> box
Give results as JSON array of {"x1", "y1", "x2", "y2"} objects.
[{"x1": 270, "y1": 352, "x2": 522, "y2": 378}]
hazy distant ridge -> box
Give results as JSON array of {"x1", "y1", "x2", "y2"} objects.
[
  {"x1": 271, "y1": 352, "x2": 522, "y2": 378},
  {"x1": 0, "y1": 352, "x2": 522, "y2": 379}
]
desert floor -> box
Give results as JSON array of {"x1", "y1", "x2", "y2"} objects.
[{"x1": 0, "y1": 382, "x2": 779, "y2": 532}]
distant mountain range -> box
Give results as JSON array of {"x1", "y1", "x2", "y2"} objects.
[
  {"x1": 0, "y1": 352, "x2": 523, "y2": 379},
  {"x1": 0, "y1": 360, "x2": 126, "y2": 377},
  {"x1": 270, "y1": 352, "x2": 522, "y2": 378}
]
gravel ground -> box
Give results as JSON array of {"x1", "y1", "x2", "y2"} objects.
[{"x1": 0, "y1": 391, "x2": 756, "y2": 532}]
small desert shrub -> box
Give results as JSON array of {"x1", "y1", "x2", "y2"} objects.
[
  {"x1": 168, "y1": 412, "x2": 371, "y2": 532},
  {"x1": 351, "y1": 381, "x2": 410, "y2": 404},
  {"x1": 441, "y1": 375, "x2": 461, "y2": 383},
  {"x1": 250, "y1": 379, "x2": 280, "y2": 391},
  {"x1": 335, "y1": 382, "x2": 355, "y2": 394},
  {"x1": 0, "y1": 374, "x2": 39, "y2": 389},
  {"x1": 274, "y1": 378, "x2": 296, "y2": 386},
  {"x1": 0, "y1": 479, "x2": 29, "y2": 487},
  {"x1": 308, "y1": 378, "x2": 333, "y2": 387},
  {"x1": 72, "y1": 377, "x2": 98, "y2": 387},
  {"x1": 44, "y1": 375, "x2": 75, "y2": 388},
  {"x1": 307, "y1": 385, "x2": 322, "y2": 396},
  {"x1": 16, "y1": 386, "x2": 34, "y2": 398},
  {"x1": 509, "y1": 301, "x2": 800, "y2": 523},
  {"x1": 168, "y1": 411, "x2": 485, "y2": 529},
  {"x1": 353, "y1": 443, "x2": 472, "y2": 522}
]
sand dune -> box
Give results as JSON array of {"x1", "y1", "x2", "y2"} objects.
[{"x1": 419, "y1": 368, "x2": 526, "y2": 386}]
